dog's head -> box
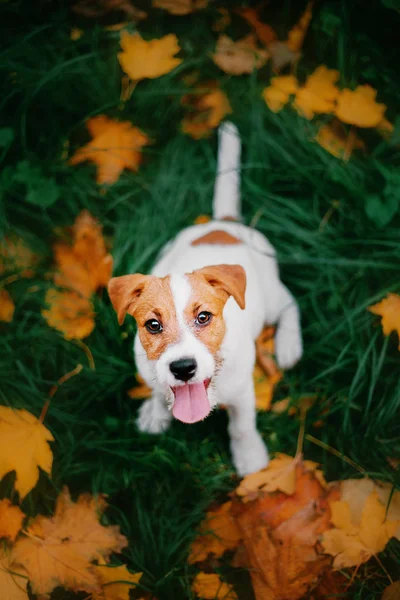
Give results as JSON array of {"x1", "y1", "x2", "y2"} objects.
[{"x1": 108, "y1": 264, "x2": 246, "y2": 424}]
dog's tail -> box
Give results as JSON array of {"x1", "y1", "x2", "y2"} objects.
[{"x1": 212, "y1": 121, "x2": 241, "y2": 221}]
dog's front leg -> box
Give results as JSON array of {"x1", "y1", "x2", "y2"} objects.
[
  {"x1": 227, "y1": 383, "x2": 269, "y2": 476},
  {"x1": 137, "y1": 392, "x2": 172, "y2": 434}
]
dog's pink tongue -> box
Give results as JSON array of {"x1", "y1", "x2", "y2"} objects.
[{"x1": 172, "y1": 382, "x2": 210, "y2": 424}]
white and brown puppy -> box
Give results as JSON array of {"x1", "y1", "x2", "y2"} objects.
[{"x1": 108, "y1": 123, "x2": 302, "y2": 476}]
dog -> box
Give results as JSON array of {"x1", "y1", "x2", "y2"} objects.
[{"x1": 108, "y1": 122, "x2": 302, "y2": 476}]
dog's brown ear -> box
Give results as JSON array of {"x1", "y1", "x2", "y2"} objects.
[
  {"x1": 108, "y1": 273, "x2": 152, "y2": 325},
  {"x1": 197, "y1": 264, "x2": 246, "y2": 310}
]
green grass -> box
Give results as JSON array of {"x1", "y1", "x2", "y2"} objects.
[{"x1": 0, "y1": 0, "x2": 400, "y2": 598}]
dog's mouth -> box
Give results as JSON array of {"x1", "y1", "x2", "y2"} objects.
[{"x1": 171, "y1": 379, "x2": 212, "y2": 424}]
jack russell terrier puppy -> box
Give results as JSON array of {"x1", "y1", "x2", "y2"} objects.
[{"x1": 108, "y1": 123, "x2": 303, "y2": 476}]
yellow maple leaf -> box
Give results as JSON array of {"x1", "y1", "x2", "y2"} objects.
[
  {"x1": 69, "y1": 116, "x2": 150, "y2": 185},
  {"x1": 182, "y1": 83, "x2": 232, "y2": 139},
  {"x1": 322, "y1": 482, "x2": 400, "y2": 569},
  {"x1": 368, "y1": 293, "x2": 400, "y2": 349},
  {"x1": 192, "y1": 573, "x2": 237, "y2": 600},
  {"x1": 12, "y1": 487, "x2": 128, "y2": 597},
  {"x1": 315, "y1": 120, "x2": 365, "y2": 160},
  {"x1": 0, "y1": 499, "x2": 25, "y2": 541},
  {"x1": 0, "y1": 288, "x2": 15, "y2": 323},
  {"x1": 153, "y1": 0, "x2": 208, "y2": 15},
  {"x1": 293, "y1": 65, "x2": 340, "y2": 119},
  {"x1": 118, "y1": 32, "x2": 182, "y2": 81},
  {"x1": 91, "y1": 564, "x2": 142, "y2": 600},
  {"x1": 188, "y1": 501, "x2": 242, "y2": 563},
  {"x1": 42, "y1": 289, "x2": 95, "y2": 340},
  {"x1": 335, "y1": 85, "x2": 386, "y2": 128},
  {"x1": 212, "y1": 34, "x2": 269, "y2": 75},
  {"x1": 0, "y1": 547, "x2": 29, "y2": 600},
  {"x1": 262, "y1": 75, "x2": 299, "y2": 112},
  {"x1": 286, "y1": 1, "x2": 314, "y2": 52},
  {"x1": 0, "y1": 407, "x2": 54, "y2": 500}
]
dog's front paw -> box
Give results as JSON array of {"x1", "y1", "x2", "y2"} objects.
[
  {"x1": 275, "y1": 327, "x2": 303, "y2": 370},
  {"x1": 137, "y1": 397, "x2": 172, "y2": 434},
  {"x1": 231, "y1": 432, "x2": 269, "y2": 477}
]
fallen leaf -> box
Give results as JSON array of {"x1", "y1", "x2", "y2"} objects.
[
  {"x1": 192, "y1": 572, "x2": 237, "y2": 599},
  {"x1": 268, "y1": 40, "x2": 300, "y2": 72},
  {"x1": 253, "y1": 365, "x2": 282, "y2": 411},
  {"x1": 237, "y1": 7, "x2": 277, "y2": 45},
  {"x1": 70, "y1": 27, "x2": 84, "y2": 41},
  {"x1": 0, "y1": 288, "x2": 15, "y2": 323},
  {"x1": 118, "y1": 32, "x2": 182, "y2": 82},
  {"x1": 153, "y1": 0, "x2": 208, "y2": 15},
  {"x1": 127, "y1": 374, "x2": 152, "y2": 400},
  {"x1": 321, "y1": 479, "x2": 400, "y2": 568},
  {"x1": 286, "y1": 1, "x2": 314, "y2": 51},
  {"x1": 189, "y1": 501, "x2": 242, "y2": 563},
  {"x1": 368, "y1": 293, "x2": 400, "y2": 349},
  {"x1": 309, "y1": 570, "x2": 349, "y2": 600},
  {"x1": 0, "y1": 406, "x2": 54, "y2": 500},
  {"x1": 335, "y1": 85, "x2": 387, "y2": 128},
  {"x1": 72, "y1": 0, "x2": 147, "y2": 20},
  {"x1": 194, "y1": 214, "x2": 211, "y2": 224},
  {"x1": 315, "y1": 120, "x2": 365, "y2": 160},
  {"x1": 69, "y1": 116, "x2": 150, "y2": 185},
  {"x1": 212, "y1": 34, "x2": 268, "y2": 75},
  {"x1": 12, "y1": 487, "x2": 127, "y2": 597},
  {"x1": 293, "y1": 65, "x2": 340, "y2": 119},
  {"x1": 182, "y1": 82, "x2": 232, "y2": 139},
  {"x1": 0, "y1": 236, "x2": 37, "y2": 278},
  {"x1": 0, "y1": 499, "x2": 25, "y2": 541},
  {"x1": 382, "y1": 582, "x2": 400, "y2": 600},
  {"x1": 213, "y1": 8, "x2": 230, "y2": 32},
  {"x1": 262, "y1": 75, "x2": 299, "y2": 112},
  {"x1": 0, "y1": 547, "x2": 29, "y2": 600},
  {"x1": 92, "y1": 564, "x2": 142, "y2": 600},
  {"x1": 42, "y1": 289, "x2": 95, "y2": 340}
]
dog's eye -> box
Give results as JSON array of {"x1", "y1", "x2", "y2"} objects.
[
  {"x1": 145, "y1": 319, "x2": 163, "y2": 334},
  {"x1": 196, "y1": 311, "x2": 212, "y2": 326}
]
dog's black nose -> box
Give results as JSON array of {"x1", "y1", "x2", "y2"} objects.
[{"x1": 170, "y1": 358, "x2": 197, "y2": 382}]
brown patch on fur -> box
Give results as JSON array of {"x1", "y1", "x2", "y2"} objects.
[
  {"x1": 196, "y1": 264, "x2": 246, "y2": 310},
  {"x1": 108, "y1": 274, "x2": 180, "y2": 360},
  {"x1": 191, "y1": 230, "x2": 242, "y2": 246}
]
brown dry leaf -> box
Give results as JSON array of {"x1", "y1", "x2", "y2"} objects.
[
  {"x1": 315, "y1": 120, "x2": 365, "y2": 160},
  {"x1": 118, "y1": 32, "x2": 182, "y2": 81},
  {"x1": 335, "y1": 85, "x2": 386, "y2": 128},
  {"x1": 286, "y1": 1, "x2": 314, "y2": 51},
  {"x1": 0, "y1": 288, "x2": 15, "y2": 323},
  {"x1": 0, "y1": 499, "x2": 25, "y2": 541},
  {"x1": 382, "y1": 582, "x2": 400, "y2": 600},
  {"x1": 0, "y1": 406, "x2": 54, "y2": 501},
  {"x1": 268, "y1": 40, "x2": 300, "y2": 72},
  {"x1": 0, "y1": 547, "x2": 29, "y2": 600},
  {"x1": 192, "y1": 572, "x2": 237, "y2": 599},
  {"x1": 12, "y1": 487, "x2": 127, "y2": 597},
  {"x1": 321, "y1": 479, "x2": 400, "y2": 569},
  {"x1": 212, "y1": 34, "x2": 268, "y2": 75},
  {"x1": 237, "y1": 7, "x2": 277, "y2": 45},
  {"x1": 72, "y1": 0, "x2": 147, "y2": 20},
  {"x1": 91, "y1": 564, "x2": 142, "y2": 600},
  {"x1": 153, "y1": 0, "x2": 208, "y2": 15},
  {"x1": 213, "y1": 8, "x2": 230, "y2": 32},
  {"x1": 262, "y1": 75, "x2": 299, "y2": 112},
  {"x1": 70, "y1": 116, "x2": 150, "y2": 185},
  {"x1": 42, "y1": 289, "x2": 95, "y2": 340},
  {"x1": 182, "y1": 83, "x2": 232, "y2": 139},
  {"x1": 188, "y1": 501, "x2": 242, "y2": 563},
  {"x1": 309, "y1": 570, "x2": 348, "y2": 600},
  {"x1": 368, "y1": 294, "x2": 400, "y2": 349},
  {"x1": 293, "y1": 65, "x2": 340, "y2": 119},
  {"x1": 127, "y1": 374, "x2": 152, "y2": 400},
  {"x1": 0, "y1": 236, "x2": 37, "y2": 278}
]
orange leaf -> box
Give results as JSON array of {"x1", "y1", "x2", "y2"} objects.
[
  {"x1": 188, "y1": 501, "x2": 242, "y2": 563},
  {"x1": 315, "y1": 120, "x2": 365, "y2": 160},
  {"x1": 0, "y1": 288, "x2": 15, "y2": 323},
  {"x1": 12, "y1": 487, "x2": 127, "y2": 597},
  {"x1": 192, "y1": 573, "x2": 237, "y2": 599},
  {"x1": 253, "y1": 365, "x2": 282, "y2": 411},
  {"x1": 286, "y1": 1, "x2": 314, "y2": 52},
  {"x1": 194, "y1": 214, "x2": 211, "y2": 224},
  {"x1": 91, "y1": 564, "x2": 142, "y2": 600},
  {"x1": 0, "y1": 547, "x2": 29, "y2": 600},
  {"x1": 127, "y1": 374, "x2": 152, "y2": 400},
  {"x1": 212, "y1": 34, "x2": 268, "y2": 75},
  {"x1": 237, "y1": 7, "x2": 277, "y2": 45},
  {"x1": 368, "y1": 293, "x2": 400, "y2": 349},
  {"x1": 0, "y1": 407, "x2": 54, "y2": 500},
  {"x1": 42, "y1": 289, "x2": 95, "y2": 340},
  {"x1": 69, "y1": 116, "x2": 150, "y2": 185},
  {"x1": 335, "y1": 85, "x2": 386, "y2": 128},
  {"x1": 153, "y1": 0, "x2": 208, "y2": 15},
  {"x1": 293, "y1": 65, "x2": 340, "y2": 119},
  {"x1": 0, "y1": 499, "x2": 25, "y2": 541},
  {"x1": 118, "y1": 32, "x2": 182, "y2": 81},
  {"x1": 262, "y1": 75, "x2": 299, "y2": 112},
  {"x1": 182, "y1": 82, "x2": 232, "y2": 139},
  {"x1": 382, "y1": 582, "x2": 400, "y2": 600}
]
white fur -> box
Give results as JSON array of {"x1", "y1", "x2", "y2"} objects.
[
  {"x1": 136, "y1": 122, "x2": 303, "y2": 476},
  {"x1": 213, "y1": 122, "x2": 241, "y2": 220}
]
